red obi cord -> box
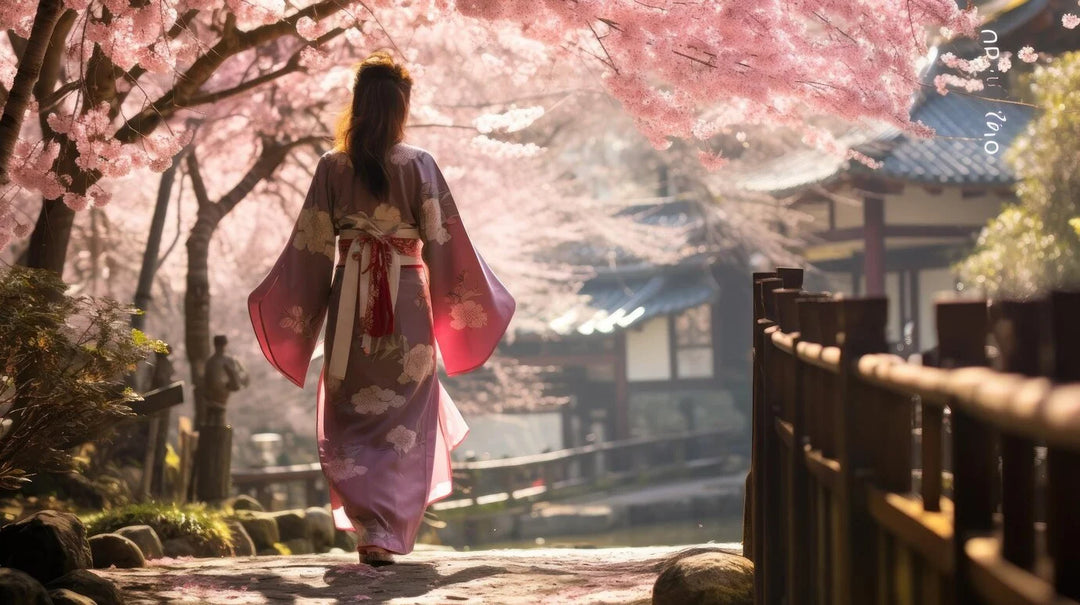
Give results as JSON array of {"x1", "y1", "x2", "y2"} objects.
[{"x1": 338, "y1": 236, "x2": 424, "y2": 340}]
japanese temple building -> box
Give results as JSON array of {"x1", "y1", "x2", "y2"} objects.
[
  {"x1": 735, "y1": 0, "x2": 1071, "y2": 355},
  {"x1": 502, "y1": 199, "x2": 753, "y2": 446}
]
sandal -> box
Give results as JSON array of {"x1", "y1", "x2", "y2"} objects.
[{"x1": 359, "y1": 547, "x2": 396, "y2": 567}]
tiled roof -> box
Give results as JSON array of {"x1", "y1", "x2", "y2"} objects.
[
  {"x1": 546, "y1": 266, "x2": 720, "y2": 336},
  {"x1": 855, "y1": 93, "x2": 1033, "y2": 185},
  {"x1": 737, "y1": 125, "x2": 897, "y2": 195},
  {"x1": 738, "y1": 0, "x2": 1041, "y2": 195}
]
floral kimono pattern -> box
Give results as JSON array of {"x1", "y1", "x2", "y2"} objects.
[{"x1": 249, "y1": 144, "x2": 514, "y2": 554}]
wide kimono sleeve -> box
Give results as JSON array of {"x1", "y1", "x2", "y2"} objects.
[
  {"x1": 248, "y1": 155, "x2": 337, "y2": 388},
  {"x1": 417, "y1": 153, "x2": 515, "y2": 376}
]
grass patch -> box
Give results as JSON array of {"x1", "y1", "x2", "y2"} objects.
[{"x1": 81, "y1": 501, "x2": 233, "y2": 556}]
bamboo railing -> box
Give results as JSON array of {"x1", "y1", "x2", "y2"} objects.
[{"x1": 747, "y1": 268, "x2": 1080, "y2": 605}]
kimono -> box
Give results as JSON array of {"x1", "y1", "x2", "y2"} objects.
[{"x1": 248, "y1": 144, "x2": 514, "y2": 554}]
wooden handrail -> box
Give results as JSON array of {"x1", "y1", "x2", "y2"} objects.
[
  {"x1": 748, "y1": 268, "x2": 1080, "y2": 605},
  {"x1": 231, "y1": 427, "x2": 746, "y2": 510}
]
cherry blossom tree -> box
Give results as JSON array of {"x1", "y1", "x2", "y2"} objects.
[{"x1": 0, "y1": 0, "x2": 978, "y2": 272}]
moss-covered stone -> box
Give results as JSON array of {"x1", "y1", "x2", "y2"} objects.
[
  {"x1": 271, "y1": 510, "x2": 309, "y2": 542},
  {"x1": 83, "y1": 502, "x2": 232, "y2": 558},
  {"x1": 305, "y1": 506, "x2": 335, "y2": 553},
  {"x1": 225, "y1": 495, "x2": 263, "y2": 513},
  {"x1": 236, "y1": 513, "x2": 279, "y2": 551},
  {"x1": 226, "y1": 520, "x2": 255, "y2": 557},
  {"x1": 652, "y1": 549, "x2": 753, "y2": 605},
  {"x1": 115, "y1": 525, "x2": 164, "y2": 560},
  {"x1": 89, "y1": 533, "x2": 145, "y2": 568},
  {"x1": 283, "y1": 537, "x2": 314, "y2": 555}
]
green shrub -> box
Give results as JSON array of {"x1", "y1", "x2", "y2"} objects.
[
  {"x1": 0, "y1": 266, "x2": 167, "y2": 491},
  {"x1": 82, "y1": 501, "x2": 233, "y2": 556}
]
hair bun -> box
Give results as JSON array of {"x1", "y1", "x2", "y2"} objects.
[{"x1": 357, "y1": 51, "x2": 410, "y2": 84}]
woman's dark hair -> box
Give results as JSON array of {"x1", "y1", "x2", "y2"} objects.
[{"x1": 334, "y1": 51, "x2": 412, "y2": 200}]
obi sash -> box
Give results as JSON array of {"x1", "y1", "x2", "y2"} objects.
[{"x1": 328, "y1": 218, "x2": 423, "y2": 380}]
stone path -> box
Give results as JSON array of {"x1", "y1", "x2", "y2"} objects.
[{"x1": 95, "y1": 543, "x2": 742, "y2": 604}]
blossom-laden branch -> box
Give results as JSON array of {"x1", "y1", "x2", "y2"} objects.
[{"x1": 0, "y1": 0, "x2": 66, "y2": 186}]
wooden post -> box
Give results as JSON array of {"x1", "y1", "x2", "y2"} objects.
[
  {"x1": 835, "y1": 296, "x2": 888, "y2": 605},
  {"x1": 780, "y1": 288, "x2": 823, "y2": 605},
  {"x1": 992, "y1": 300, "x2": 1042, "y2": 570},
  {"x1": 614, "y1": 331, "x2": 629, "y2": 440},
  {"x1": 177, "y1": 416, "x2": 199, "y2": 504},
  {"x1": 1046, "y1": 291, "x2": 1080, "y2": 599},
  {"x1": 757, "y1": 276, "x2": 784, "y2": 605},
  {"x1": 195, "y1": 424, "x2": 233, "y2": 504},
  {"x1": 937, "y1": 299, "x2": 990, "y2": 605},
  {"x1": 748, "y1": 271, "x2": 776, "y2": 575},
  {"x1": 863, "y1": 195, "x2": 886, "y2": 296}
]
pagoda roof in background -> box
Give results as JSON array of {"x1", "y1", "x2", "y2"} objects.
[{"x1": 739, "y1": 0, "x2": 1046, "y2": 197}]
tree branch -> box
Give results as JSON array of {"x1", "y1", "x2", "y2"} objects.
[
  {"x1": 184, "y1": 27, "x2": 345, "y2": 107},
  {"x1": 115, "y1": 0, "x2": 351, "y2": 144},
  {"x1": 0, "y1": 0, "x2": 67, "y2": 185},
  {"x1": 186, "y1": 152, "x2": 211, "y2": 208}
]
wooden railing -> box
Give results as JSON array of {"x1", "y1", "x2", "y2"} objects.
[
  {"x1": 747, "y1": 268, "x2": 1080, "y2": 605},
  {"x1": 231, "y1": 427, "x2": 746, "y2": 512}
]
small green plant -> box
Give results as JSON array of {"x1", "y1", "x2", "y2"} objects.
[
  {"x1": 82, "y1": 501, "x2": 233, "y2": 556},
  {"x1": 0, "y1": 266, "x2": 168, "y2": 491},
  {"x1": 958, "y1": 52, "x2": 1080, "y2": 296}
]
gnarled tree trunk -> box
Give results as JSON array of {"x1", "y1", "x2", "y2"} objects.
[{"x1": 0, "y1": 0, "x2": 66, "y2": 185}]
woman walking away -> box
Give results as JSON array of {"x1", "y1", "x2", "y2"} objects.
[{"x1": 248, "y1": 51, "x2": 515, "y2": 566}]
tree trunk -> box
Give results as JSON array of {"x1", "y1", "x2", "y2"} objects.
[
  {"x1": 185, "y1": 201, "x2": 225, "y2": 429},
  {"x1": 182, "y1": 139, "x2": 314, "y2": 428},
  {"x1": 133, "y1": 152, "x2": 184, "y2": 332},
  {"x1": 0, "y1": 0, "x2": 66, "y2": 185}
]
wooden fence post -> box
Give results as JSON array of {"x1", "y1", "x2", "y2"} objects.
[
  {"x1": 835, "y1": 296, "x2": 888, "y2": 605},
  {"x1": 758, "y1": 276, "x2": 784, "y2": 605},
  {"x1": 750, "y1": 271, "x2": 776, "y2": 599},
  {"x1": 1046, "y1": 291, "x2": 1080, "y2": 599},
  {"x1": 992, "y1": 300, "x2": 1044, "y2": 571},
  {"x1": 937, "y1": 299, "x2": 990, "y2": 605}
]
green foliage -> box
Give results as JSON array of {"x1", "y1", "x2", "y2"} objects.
[
  {"x1": 0, "y1": 266, "x2": 167, "y2": 491},
  {"x1": 81, "y1": 501, "x2": 233, "y2": 556},
  {"x1": 958, "y1": 52, "x2": 1080, "y2": 296}
]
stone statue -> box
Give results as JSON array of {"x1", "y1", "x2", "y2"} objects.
[{"x1": 203, "y1": 335, "x2": 248, "y2": 427}]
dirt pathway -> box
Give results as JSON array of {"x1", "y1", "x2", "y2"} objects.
[{"x1": 96, "y1": 544, "x2": 739, "y2": 604}]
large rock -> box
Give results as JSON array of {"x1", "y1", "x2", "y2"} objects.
[
  {"x1": 271, "y1": 510, "x2": 309, "y2": 542},
  {"x1": 0, "y1": 567, "x2": 51, "y2": 605},
  {"x1": 226, "y1": 520, "x2": 255, "y2": 557},
  {"x1": 257, "y1": 542, "x2": 290, "y2": 556},
  {"x1": 49, "y1": 588, "x2": 97, "y2": 605},
  {"x1": 305, "y1": 506, "x2": 335, "y2": 553},
  {"x1": 237, "y1": 514, "x2": 279, "y2": 551},
  {"x1": 115, "y1": 524, "x2": 165, "y2": 559},
  {"x1": 46, "y1": 569, "x2": 124, "y2": 605},
  {"x1": 89, "y1": 533, "x2": 146, "y2": 568},
  {"x1": 162, "y1": 536, "x2": 197, "y2": 558},
  {"x1": 0, "y1": 510, "x2": 93, "y2": 582},
  {"x1": 226, "y1": 494, "x2": 264, "y2": 513},
  {"x1": 283, "y1": 537, "x2": 314, "y2": 555},
  {"x1": 652, "y1": 549, "x2": 753, "y2": 605}
]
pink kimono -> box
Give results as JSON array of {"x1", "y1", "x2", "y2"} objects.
[{"x1": 248, "y1": 144, "x2": 514, "y2": 554}]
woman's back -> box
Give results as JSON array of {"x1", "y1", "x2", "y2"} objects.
[{"x1": 322, "y1": 143, "x2": 428, "y2": 232}]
